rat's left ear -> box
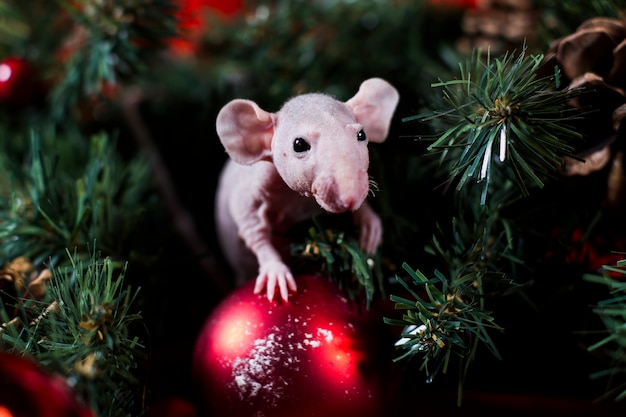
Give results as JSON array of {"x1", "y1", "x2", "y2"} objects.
[
  {"x1": 216, "y1": 99, "x2": 275, "y2": 165},
  {"x1": 345, "y1": 78, "x2": 399, "y2": 143}
]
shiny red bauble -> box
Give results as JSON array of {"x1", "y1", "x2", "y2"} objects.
[
  {"x1": 145, "y1": 396, "x2": 197, "y2": 417},
  {"x1": 0, "y1": 352, "x2": 94, "y2": 417},
  {"x1": 192, "y1": 274, "x2": 392, "y2": 417},
  {"x1": 0, "y1": 57, "x2": 43, "y2": 107}
]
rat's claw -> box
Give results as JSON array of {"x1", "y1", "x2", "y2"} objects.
[
  {"x1": 354, "y1": 204, "x2": 382, "y2": 254},
  {"x1": 278, "y1": 271, "x2": 297, "y2": 302},
  {"x1": 253, "y1": 274, "x2": 268, "y2": 295},
  {"x1": 256, "y1": 261, "x2": 297, "y2": 302},
  {"x1": 266, "y1": 274, "x2": 277, "y2": 301}
]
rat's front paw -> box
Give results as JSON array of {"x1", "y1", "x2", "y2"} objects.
[
  {"x1": 253, "y1": 260, "x2": 298, "y2": 301},
  {"x1": 356, "y1": 212, "x2": 382, "y2": 254}
]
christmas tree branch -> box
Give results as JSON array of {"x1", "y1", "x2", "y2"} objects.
[
  {"x1": 584, "y1": 256, "x2": 626, "y2": 402},
  {"x1": 0, "y1": 129, "x2": 160, "y2": 269},
  {"x1": 0, "y1": 247, "x2": 144, "y2": 417},
  {"x1": 406, "y1": 46, "x2": 586, "y2": 205},
  {"x1": 385, "y1": 202, "x2": 528, "y2": 406},
  {"x1": 49, "y1": 0, "x2": 179, "y2": 120},
  {"x1": 291, "y1": 215, "x2": 385, "y2": 308}
]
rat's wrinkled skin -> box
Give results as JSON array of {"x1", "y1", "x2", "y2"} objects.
[{"x1": 215, "y1": 78, "x2": 399, "y2": 301}]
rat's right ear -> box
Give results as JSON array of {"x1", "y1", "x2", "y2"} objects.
[{"x1": 216, "y1": 99, "x2": 275, "y2": 165}]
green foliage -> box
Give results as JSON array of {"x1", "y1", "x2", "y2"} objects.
[
  {"x1": 384, "y1": 261, "x2": 503, "y2": 405},
  {"x1": 585, "y1": 257, "x2": 626, "y2": 402},
  {"x1": 0, "y1": 0, "x2": 179, "y2": 120},
  {"x1": 534, "y1": 0, "x2": 626, "y2": 49},
  {"x1": 384, "y1": 202, "x2": 528, "y2": 405},
  {"x1": 0, "y1": 130, "x2": 161, "y2": 269},
  {"x1": 292, "y1": 216, "x2": 385, "y2": 308},
  {"x1": 408, "y1": 47, "x2": 585, "y2": 204},
  {"x1": 52, "y1": 0, "x2": 178, "y2": 117},
  {"x1": 200, "y1": 0, "x2": 462, "y2": 107},
  {"x1": 0, "y1": 249, "x2": 144, "y2": 417}
]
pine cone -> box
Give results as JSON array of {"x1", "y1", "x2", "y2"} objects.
[
  {"x1": 457, "y1": 0, "x2": 537, "y2": 56},
  {"x1": 539, "y1": 17, "x2": 626, "y2": 180},
  {"x1": 0, "y1": 257, "x2": 51, "y2": 300}
]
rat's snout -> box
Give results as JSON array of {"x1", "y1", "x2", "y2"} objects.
[{"x1": 311, "y1": 172, "x2": 369, "y2": 213}]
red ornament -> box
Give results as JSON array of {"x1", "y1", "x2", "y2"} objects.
[
  {"x1": 428, "y1": 0, "x2": 480, "y2": 8},
  {"x1": 170, "y1": 0, "x2": 243, "y2": 56},
  {"x1": 145, "y1": 396, "x2": 197, "y2": 417},
  {"x1": 0, "y1": 352, "x2": 94, "y2": 417},
  {"x1": 0, "y1": 57, "x2": 44, "y2": 107},
  {"x1": 192, "y1": 274, "x2": 392, "y2": 417}
]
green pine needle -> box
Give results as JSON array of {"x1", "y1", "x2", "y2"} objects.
[
  {"x1": 584, "y1": 256, "x2": 626, "y2": 402},
  {"x1": 0, "y1": 129, "x2": 159, "y2": 270},
  {"x1": 408, "y1": 46, "x2": 586, "y2": 205},
  {"x1": 49, "y1": 0, "x2": 179, "y2": 119},
  {"x1": 0, "y1": 247, "x2": 144, "y2": 417},
  {"x1": 291, "y1": 216, "x2": 385, "y2": 308},
  {"x1": 384, "y1": 262, "x2": 504, "y2": 407},
  {"x1": 384, "y1": 204, "x2": 530, "y2": 406}
]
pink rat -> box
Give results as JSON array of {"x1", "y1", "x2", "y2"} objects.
[{"x1": 215, "y1": 78, "x2": 399, "y2": 301}]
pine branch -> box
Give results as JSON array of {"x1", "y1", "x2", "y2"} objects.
[
  {"x1": 0, "y1": 0, "x2": 179, "y2": 120},
  {"x1": 0, "y1": 248, "x2": 144, "y2": 417},
  {"x1": 407, "y1": 46, "x2": 587, "y2": 205},
  {"x1": 291, "y1": 216, "x2": 385, "y2": 308},
  {"x1": 0, "y1": 129, "x2": 163, "y2": 269},
  {"x1": 584, "y1": 256, "x2": 626, "y2": 402},
  {"x1": 384, "y1": 203, "x2": 529, "y2": 406},
  {"x1": 534, "y1": 0, "x2": 625, "y2": 46}
]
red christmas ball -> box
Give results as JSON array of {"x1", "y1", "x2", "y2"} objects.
[
  {"x1": 0, "y1": 352, "x2": 94, "y2": 417},
  {"x1": 0, "y1": 57, "x2": 43, "y2": 107},
  {"x1": 145, "y1": 396, "x2": 197, "y2": 417},
  {"x1": 192, "y1": 274, "x2": 392, "y2": 417}
]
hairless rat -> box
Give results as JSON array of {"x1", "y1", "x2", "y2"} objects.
[{"x1": 215, "y1": 78, "x2": 399, "y2": 301}]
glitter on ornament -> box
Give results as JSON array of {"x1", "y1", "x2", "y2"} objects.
[{"x1": 192, "y1": 274, "x2": 393, "y2": 417}]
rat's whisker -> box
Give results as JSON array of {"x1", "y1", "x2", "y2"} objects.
[{"x1": 368, "y1": 178, "x2": 379, "y2": 197}]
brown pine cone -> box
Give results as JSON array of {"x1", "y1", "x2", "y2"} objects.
[{"x1": 539, "y1": 17, "x2": 626, "y2": 192}]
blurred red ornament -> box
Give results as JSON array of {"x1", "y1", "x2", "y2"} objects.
[
  {"x1": 192, "y1": 274, "x2": 392, "y2": 417},
  {"x1": 0, "y1": 57, "x2": 44, "y2": 107},
  {"x1": 0, "y1": 352, "x2": 94, "y2": 417},
  {"x1": 171, "y1": 0, "x2": 243, "y2": 56},
  {"x1": 145, "y1": 396, "x2": 197, "y2": 417},
  {"x1": 562, "y1": 227, "x2": 626, "y2": 277},
  {"x1": 429, "y1": 0, "x2": 480, "y2": 8},
  {"x1": 202, "y1": 0, "x2": 243, "y2": 16}
]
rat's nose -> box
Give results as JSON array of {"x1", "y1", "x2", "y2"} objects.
[
  {"x1": 312, "y1": 175, "x2": 368, "y2": 213},
  {"x1": 339, "y1": 195, "x2": 361, "y2": 212}
]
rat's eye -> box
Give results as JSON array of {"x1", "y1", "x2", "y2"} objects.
[
  {"x1": 293, "y1": 137, "x2": 311, "y2": 153},
  {"x1": 357, "y1": 129, "x2": 367, "y2": 142}
]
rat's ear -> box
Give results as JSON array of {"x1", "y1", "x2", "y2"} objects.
[
  {"x1": 216, "y1": 99, "x2": 275, "y2": 164},
  {"x1": 345, "y1": 78, "x2": 399, "y2": 143}
]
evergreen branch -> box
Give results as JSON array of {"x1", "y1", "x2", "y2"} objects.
[
  {"x1": 291, "y1": 216, "x2": 384, "y2": 308},
  {"x1": 0, "y1": 247, "x2": 144, "y2": 417},
  {"x1": 0, "y1": 129, "x2": 162, "y2": 270},
  {"x1": 584, "y1": 256, "x2": 626, "y2": 402},
  {"x1": 50, "y1": 0, "x2": 179, "y2": 119},
  {"x1": 383, "y1": 261, "x2": 504, "y2": 404},
  {"x1": 415, "y1": 46, "x2": 586, "y2": 204},
  {"x1": 385, "y1": 202, "x2": 530, "y2": 405}
]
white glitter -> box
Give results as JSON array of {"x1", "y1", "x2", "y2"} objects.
[
  {"x1": 317, "y1": 328, "x2": 333, "y2": 343},
  {"x1": 229, "y1": 325, "x2": 302, "y2": 407},
  {"x1": 303, "y1": 339, "x2": 321, "y2": 348}
]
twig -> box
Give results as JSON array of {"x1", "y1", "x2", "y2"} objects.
[{"x1": 121, "y1": 88, "x2": 231, "y2": 296}]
